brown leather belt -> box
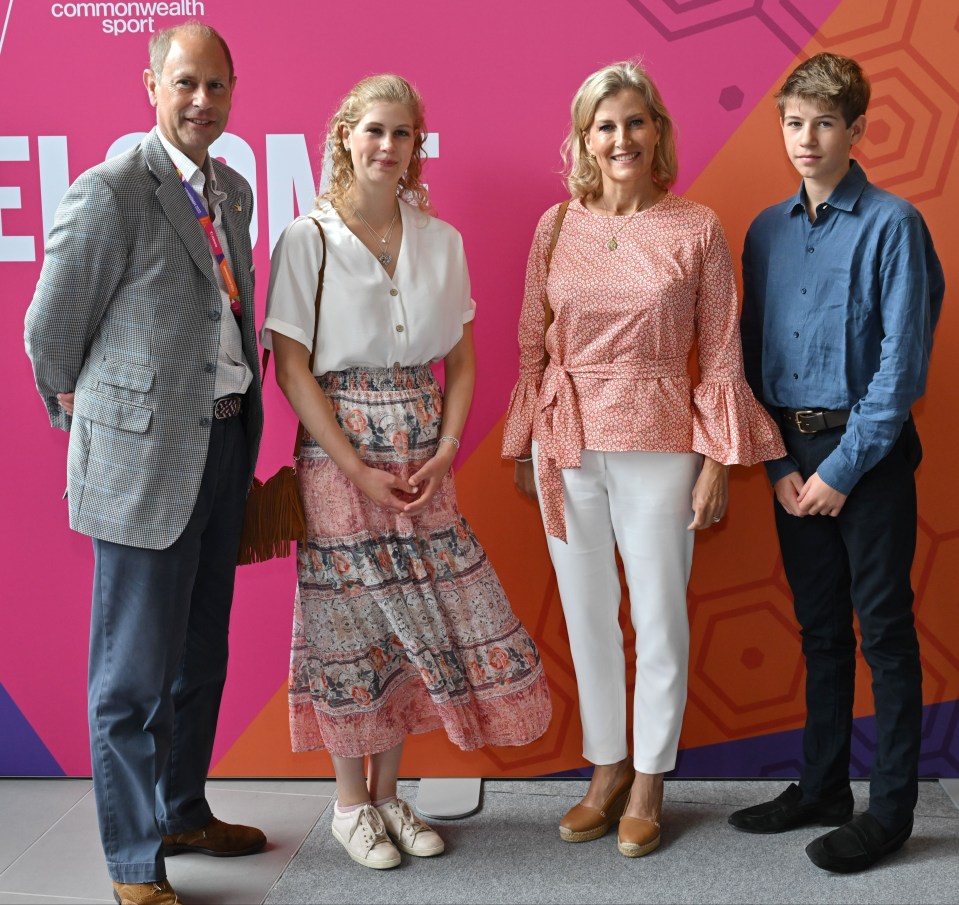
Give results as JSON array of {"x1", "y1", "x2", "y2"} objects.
[
  {"x1": 213, "y1": 394, "x2": 243, "y2": 420},
  {"x1": 781, "y1": 408, "x2": 850, "y2": 434}
]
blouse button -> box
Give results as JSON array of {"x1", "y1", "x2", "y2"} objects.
[
  {"x1": 395, "y1": 324, "x2": 405, "y2": 332},
  {"x1": 390, "y1": 288, "x2": 398, "y2": 296},
  {"x1": 800, "y1": 288, "x2": 807, "y2": 294}
]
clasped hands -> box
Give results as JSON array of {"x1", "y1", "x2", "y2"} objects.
[
  {"x1": 774, "y1": 471, "x2": 847, "y2": 518},
  {"x1": 356, "y1": 442, "x2": 457, "y2": 514}
]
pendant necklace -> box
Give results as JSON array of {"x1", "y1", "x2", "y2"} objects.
[
  {"x1": 349, "y1": 200, "x2": 399, "y2": 266},
  {"x1": 601, "y1": 195, "x2": 657, "y2": 251}
]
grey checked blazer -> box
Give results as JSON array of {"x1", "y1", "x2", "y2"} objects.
[{"x1": 25, "y1": 129, "x2": 263, "y2": 550}]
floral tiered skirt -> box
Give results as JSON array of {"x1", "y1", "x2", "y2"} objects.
[{"x1": 289, "y1": 365, "x2": 552, "y2": 757}]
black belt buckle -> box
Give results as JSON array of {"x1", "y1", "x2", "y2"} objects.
[{"x1": 792, "y1": 409, "x2": 826, "y2": 434}]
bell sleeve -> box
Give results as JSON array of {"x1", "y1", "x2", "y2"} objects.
[{"x1": 501, "y1": 207, "x2": 556, "y2": 459}]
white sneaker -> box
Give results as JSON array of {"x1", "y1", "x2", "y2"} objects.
[
  {"x1": 331, "y1": 803, "x2": 401, "y2": 869},
  {"x1": 376, "y1": 798, "x2": 445, "y2": 857}
]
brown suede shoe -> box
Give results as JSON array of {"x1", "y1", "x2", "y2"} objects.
[
  {"x1": 162, "y1": 816, "x2": 266, "y2": 857},
  {"x1": 112, "y1": 879, "x2": 180, "y2": 905},
  {"x1": 617, "y1": 792, "x2": 662, "y2": 857},
  {"x1": 559, "y1": 766, "x2": 634, "y2": 842}
]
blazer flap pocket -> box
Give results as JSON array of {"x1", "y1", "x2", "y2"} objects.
[
  {"x1": 75, "y1": 390, "x2": 152, "y2": 434},
  {"x1": 98, "y1": 358, "x2": 155, "y2": 393}
]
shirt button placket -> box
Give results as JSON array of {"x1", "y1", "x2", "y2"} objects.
[{"x1": 389, "y1": 286, "x2": 406, "y2": 365}]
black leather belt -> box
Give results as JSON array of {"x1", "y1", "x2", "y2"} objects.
[
  {"x1": 781, "y1": 408, "x2": 849, "y2": 434},
  {"x1": 213, "y1": 394, "x2": 243, "y2": 420}
]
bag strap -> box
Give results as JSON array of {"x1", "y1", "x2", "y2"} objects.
[
  {"x1": 257, "y1": 213, "x2": 327, "y2": 462},
  {"x1": 291, "y1": 215, "x2": 327, "y2": 460},
  {"x1": 304, "y1": 215, "x2": 328, "y2": 374},
  {"x1": 542, "y1": 199, "x2": 570, "y2": 347},
  {"x1": 260, "y1": 214, "x2": 327, "y2": 379}
]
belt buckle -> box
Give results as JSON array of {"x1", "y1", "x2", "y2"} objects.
[
  {"x1": 214, "y1": 395, "x2": 242, "y2": 420},
  {"x1": 793, "y1": 409, "x2": 819, "y2": 433}
]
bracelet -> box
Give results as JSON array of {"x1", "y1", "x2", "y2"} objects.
[
  {"x1": 515, "y1": 456, "x2": 533, "y2": 463},
  {"x1": 438, "y1": 435, "x2": 460, "y2": 449}
]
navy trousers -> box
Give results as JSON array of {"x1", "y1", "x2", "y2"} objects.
[
  {"x1": 775, "y1": 416, "x2": 923, "y2": 832},
  {"x1": 88, "y1": 415, "x2": 249, "y2": 883}
]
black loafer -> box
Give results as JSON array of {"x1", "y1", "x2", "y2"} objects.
[
  {"x1": 806, "y1": 813, "x2": 912, "y2": 873},
  {"x1": 728, "y1": 783, "x2": 854, "y2": 834}
]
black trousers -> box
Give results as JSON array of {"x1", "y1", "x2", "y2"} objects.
[{"x1": 774, "y1": 416, "x2": 923, "y2": 831}]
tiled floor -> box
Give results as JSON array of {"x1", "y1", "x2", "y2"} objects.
[
  {"x1": 0, "y1": 779, "x2": 336, "y2": 904},
  {"x1": 0, "y1": 778, "x2": 956, "y2": 904}
]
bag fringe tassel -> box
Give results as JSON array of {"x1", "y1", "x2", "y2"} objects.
[{"x1": 237, "y1": 466, "x2": 307, "y2": 565}]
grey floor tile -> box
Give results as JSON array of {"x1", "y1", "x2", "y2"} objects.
[
  {"x1": 206, "y1": 778, "x2": 336, "y2": 798},
  {"x1": 0, "y1": 784, "x2": 328, "y2": 905},
  {"x1": 941, "y1": 778, "x2": 959, "y2": 811},
  {"x1": 0, "y1": 780, "x2": 92, "y2": 875},
  {"x1": 164, "y1": 786, "x2": 330, "y2": 905},
  {"x1": 0, "y1": 790, "x2": 112, "y2": 900},
  {"x1": 2, "y1": 778, "x2": 956, "y2": 904},
  {"x1": 0, "y1": 895, "x2": 110, "y2": 904}
]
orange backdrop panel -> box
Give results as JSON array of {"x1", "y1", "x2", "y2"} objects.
[{"x1": 214, "y1": 0, "x2": 958, "y2": 777}]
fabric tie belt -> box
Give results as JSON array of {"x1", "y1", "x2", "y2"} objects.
[
  {"x1": 781, "y1": 408, "x2": 849, "y2": 434},
  {"x1": 537, "y1": 357, "x2": 687, "y2": 542},
  {"x1": 213, "y1": 394, "x2": 243, "y2": 420}
]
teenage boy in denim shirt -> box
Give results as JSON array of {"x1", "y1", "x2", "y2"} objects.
[{"x1": 729, "y1": 52, "x2": 944, "y2": 873}]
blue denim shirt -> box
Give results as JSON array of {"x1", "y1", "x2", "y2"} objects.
[{"x1": 740, "y1": 161, "x2": 944, "y2": 494}]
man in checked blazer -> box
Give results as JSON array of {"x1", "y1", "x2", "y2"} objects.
[{"x1": 25, "y1": 21, "x2": 264, "y2": 905}]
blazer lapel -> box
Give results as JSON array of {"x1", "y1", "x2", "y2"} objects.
[
  {"x1": 211, "y1": 162, "x2": 259, "y2": 374},
  {"x1": 144, "y1": 131, "x2": 219, "y2": 291},
  {"x1": 215, "y1": 168, "x2": 253, "y2": 315}
]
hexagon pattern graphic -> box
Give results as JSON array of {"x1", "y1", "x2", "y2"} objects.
[
  {"x1": 3, "y1": 0, "x2": 957, "y2": 779},
  {"x1": 625, "y1": 0, "x2": 820, "y2": 52}
]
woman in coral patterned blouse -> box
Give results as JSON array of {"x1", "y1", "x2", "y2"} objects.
[{"x1": 502, "y1": 61, "x2": 784, "y2": 858}]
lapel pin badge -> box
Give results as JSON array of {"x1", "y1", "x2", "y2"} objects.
[{"x1": 233, "y1": 201, "x2": 243, "y2": 213}]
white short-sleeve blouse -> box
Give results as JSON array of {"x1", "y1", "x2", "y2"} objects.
[{"x1": 261, "y1": 200, "x2": 475, "y2": 374}]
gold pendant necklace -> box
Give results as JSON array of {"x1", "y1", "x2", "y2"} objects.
[{"x1": 601, "y1": 195, "x2": 658, "y2": 251}]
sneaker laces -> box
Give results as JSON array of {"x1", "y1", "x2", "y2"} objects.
[
  {"x1": 391, "y1": 799, "x2": 430, "y2": 842},
  {"x1": 352, "y1": 804, "x2": 391, "y2": 852}
]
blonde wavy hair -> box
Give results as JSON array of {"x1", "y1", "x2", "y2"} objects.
[
  {"x1": 562, "y1": 61, "x2": 678, "y2": 201},
  {"x1": 319, "y1": 74, "x2": 431, "y2": 212}
]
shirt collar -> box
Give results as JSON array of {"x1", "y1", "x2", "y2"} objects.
[
  {"x1": 155, "y1": 127, "x2": 220, "y2": 196},
  {"x1": 789, "y1": 159, "x2": 868, "y2": 217}
]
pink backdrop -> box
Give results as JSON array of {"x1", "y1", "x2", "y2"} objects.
[{"x1": 3, "y1": 0, "x2": 956, "y2": 778}]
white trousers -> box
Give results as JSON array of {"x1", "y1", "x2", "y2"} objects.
[{"x1": 534, "y1": 445, "x2": 699, "y2": 774}]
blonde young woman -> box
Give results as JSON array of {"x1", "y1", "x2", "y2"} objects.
[
  {"x1": 502, "y1": 61, "x2": 784, "y2": 857},
  {"x1": 263, "y1": 74, "x2": 551, "y2": 870}
]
